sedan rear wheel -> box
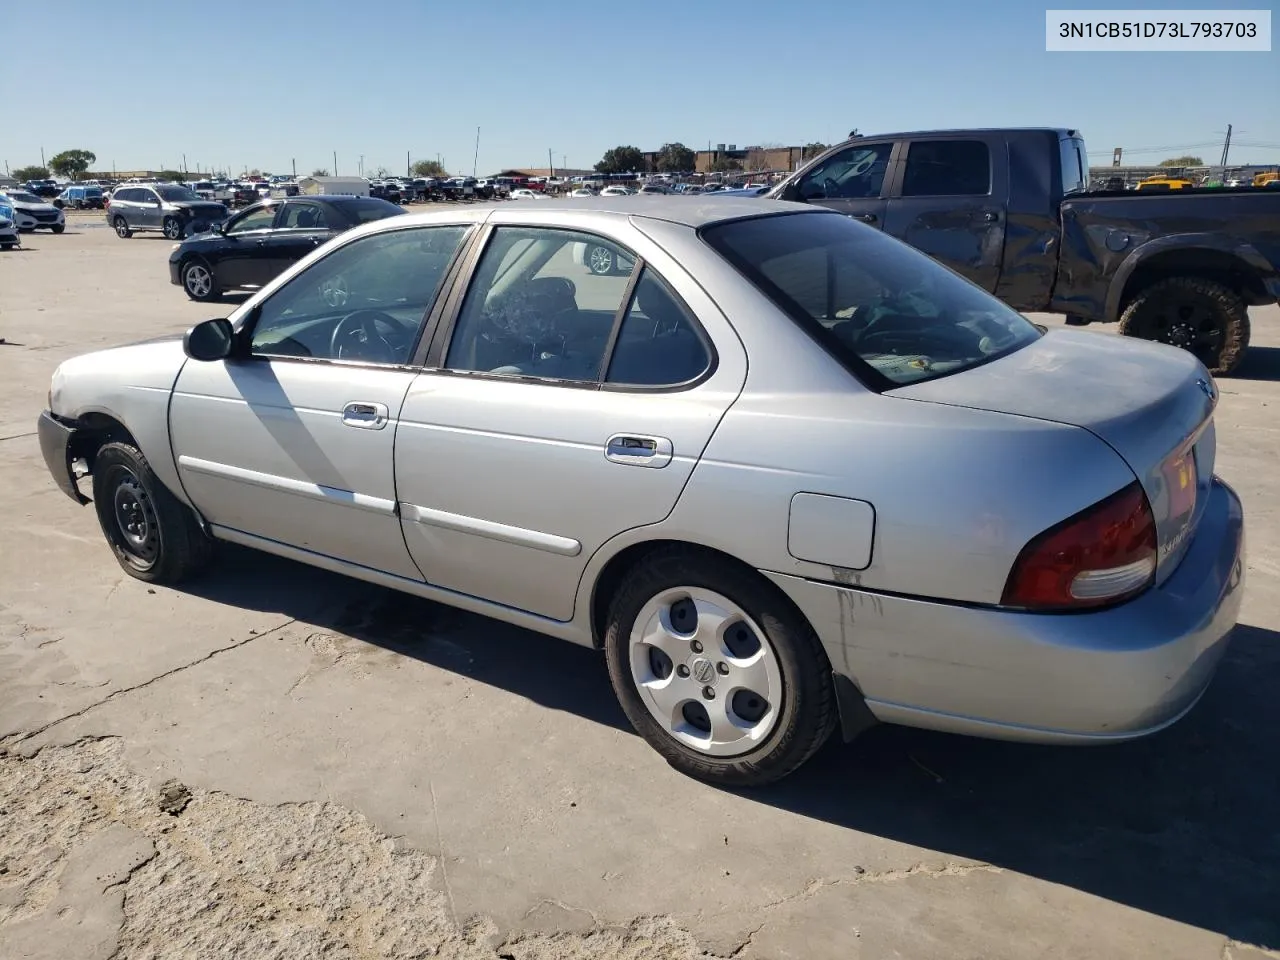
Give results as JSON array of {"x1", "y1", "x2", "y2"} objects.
[
  {"x1": 181, "y1": 259, "x2": 220, "y2": 302},
  {"x1": 113, "y1": 216, "x2": 132, "y2": 238},
  {"x1": 604, "y1": 547, "x2": 837, "y2": 786}
]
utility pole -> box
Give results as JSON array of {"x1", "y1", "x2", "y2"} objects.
[
  {"x1": 292, "y1": 158, "x2": 296, "y2": 178},
  {"x1": 182, "y1": 153, "x2": 187, "y2": 177},
  {"x1": 333, "y1": 151, "x2": 338, "y2": 177},
  {"x1": 1220, "y1": 123, "x2": 1233, "y2": 168},
  {"x1": 40, "y1": 147, "x2": 45, "y2": 167},
  {"x1": 407, "y1": 150, "x2": 411, "y2": 178},
  {"x1": 548, "y1": 148, "x2": 554, "y2": 180},
  {"x1": 473, "y1": 126, "x2": 480, "y2": 177}
]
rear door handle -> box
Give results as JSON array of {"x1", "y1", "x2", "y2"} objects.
[
  {"x1": 605, "y1": 434, "x2": 673, "y2": 468},
  {"x1": 849, "y1": 213, "x2": 877, "y2": 223},
  {"x1": 342, "y1": 401, "x2": 389, "y2": 429}
]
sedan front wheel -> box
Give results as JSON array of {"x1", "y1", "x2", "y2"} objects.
[
  {"x1": 604, "y1": 547, "x2": 837, "y2": 786},
  {"x1": 92, "y1": 442, "x2": 213, "y2": 584},
  {"x1": 181, "y1": 259, "x2": 221, "y2": 302}
]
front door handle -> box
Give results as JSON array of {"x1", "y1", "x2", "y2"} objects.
[
  {"x1": 849, "y1": 213, "x2": 877, "y2": 223},
  {"x1": 342, "y1": 401, "x2": 389, "y2": 430},
  {"x1": 605, "y1": 434, "x2": 673, "y2": 468},
  {"x1": 981, "y1": 212, "x2": 999, "y2": 222}
]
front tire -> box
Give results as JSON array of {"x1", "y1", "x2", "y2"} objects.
[
  {"x1": 162, "y1": 216, "x2": 185, "y2": 240},
  {"x1": 1118, "y1": 276, "x2": 1249, "y2": 376},
  {"x1": 113, "y1": 216, "x2": 132, "y2": 238},
  {"x1": 603, "y1": 547, "x2": 837, "y2": 786},
  {"x1": 51, "y1": 223, "x2": 65, "y2": 234},
  {"x1": 181, "y1": 258, "x2": 221, "y2": 302},
  {"x1": 91, "y1": 442, "x2": 213, "y2": 584}
]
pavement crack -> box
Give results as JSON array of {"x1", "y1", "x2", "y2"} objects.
[
  {"x1": 10, "y1": 617, "x2": 297, "y2": 748},
  {"x1": 429, "y1": 779, "x2": 459, "y2": 932},
  {"x1": 0, "y1": 431, "x2": 37, "y2": 442},
  {"x1": 749, "y1": 861, "x2": 1000, "y2": 916},
  {"x1": 520, "y1": 897, "x2": 601, "y2": 926},
  {"x1": 728, "y1": 920, "x2": 767, "y2": 958}
]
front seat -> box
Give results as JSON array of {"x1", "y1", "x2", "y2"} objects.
[{"x1": 294, "y1": 207, "x2": 318, "y2": 228}]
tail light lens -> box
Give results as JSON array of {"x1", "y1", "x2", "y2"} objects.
[{"x1": 1002, "y1": 481, "x2": 1156, "y2": 611}]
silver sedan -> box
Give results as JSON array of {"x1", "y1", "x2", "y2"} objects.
[{"x1": 37, "y1": 197, "x2": 1245, "y2": 785}]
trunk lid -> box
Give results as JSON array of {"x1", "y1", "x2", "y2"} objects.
[{"x1": 891, "y1": 328, "x2": 1217, "y2": 582}]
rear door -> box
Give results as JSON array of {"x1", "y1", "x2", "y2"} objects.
[
  {"x1": 791, "y1": 140, "x2": 898, "y2": 228},
  {"x1": 393, "y1": 219, "x2": 747, "y2": 621},
  {"x1": 881, "y1": 136, "x2": 1008, "y2": 292}
]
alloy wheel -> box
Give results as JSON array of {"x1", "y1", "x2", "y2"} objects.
[
  {"x1": 184, "y1": 262, "x2": 213, "y2": 299},
  {"x1": 628, "y1": 587, "x2": 783, "y2": 757},
  {"x1": 588, "y1": 245, "x2": 614, "y2": 275}
]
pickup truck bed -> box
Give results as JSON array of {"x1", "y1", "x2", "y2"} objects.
[{"x1": 772, "y1": 128, "x2": 1280, "y2": 374}]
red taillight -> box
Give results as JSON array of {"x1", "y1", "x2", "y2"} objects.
[{"x1": 1002, "y1": 481, "x2": 1156, "y2": 611}]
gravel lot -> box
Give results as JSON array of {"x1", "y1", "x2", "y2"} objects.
[{"x1": 2, "y1": 216, "x2": 1278, "y2": 960}]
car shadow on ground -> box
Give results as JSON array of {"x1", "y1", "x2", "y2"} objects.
[
  {"x1": 1229, "y1": 345, "x2": 1280, "y2": 383},
  {"x1": 179, "y1": 547, "x2": 1280, "y2": 949}
]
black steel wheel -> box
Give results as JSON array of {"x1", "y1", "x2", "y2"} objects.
[{"x1": 1118, "y1": 276, "x2": 1249, "y2": 376}]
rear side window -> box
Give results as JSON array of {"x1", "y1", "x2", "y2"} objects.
[
  {"x1": 606, "y1": 270, "x2": 711, "y2": 387},
  {"x1": 702, "y1": 212, "x2": 1040, "y2": 389},
  {"x1": 901, "y1": 140, "x2": 991, "y2": 197}
]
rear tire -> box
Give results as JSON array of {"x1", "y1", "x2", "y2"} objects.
[
  {"x1": 91, "y1": 442, "x2": 213, "y2": 584},
  {"x1": 113, "y1": 216, "x2": 132, "y2": 238},
  {"x1": 1118, "y1": 276, "x2": 1249, "y2": 376},
  {"x1": 603, "y1": 546, "x2": 837, "y2": 786}
]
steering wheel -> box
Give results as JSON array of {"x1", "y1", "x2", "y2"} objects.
[{"x1": 329, "y1": 309, "x2": 413, "y2": 363}]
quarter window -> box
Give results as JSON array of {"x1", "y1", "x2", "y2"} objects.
[
  {"x1": 445, "y1": 227, "x2": 635, "y2": 383},
  {"x1": 248, "y1": 225, "x2": 468, "y2": 364},
  {"x1": 901, "y1": 140, "x2": 991, "y2": 197}
]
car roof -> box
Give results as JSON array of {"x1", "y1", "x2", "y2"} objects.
[{"x1": 390, "y1": 195, "x2": 813, "y2": 230}]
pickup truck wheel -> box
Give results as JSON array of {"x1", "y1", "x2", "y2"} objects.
[
  {"x1": 1118, "y1": 276, "x2": 1249, "y2": 376},
  {"x1": 604, "y1": 546, "x2": 837, "y2": 786},
  {"x1": 92, "y1": 442, "x2": 213, "y2": 584}
]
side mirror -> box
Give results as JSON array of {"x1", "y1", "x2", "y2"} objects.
[
  {"x1": 183, "y1": 318, "x2": 235, "y2": 361},
  {"x1": 211, "y1": 220, "x2": 225, "y2": 234}
]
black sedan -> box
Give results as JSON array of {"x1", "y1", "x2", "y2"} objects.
[{"x1": 168, "y1": 195, "x2": 405, "y2": 301}]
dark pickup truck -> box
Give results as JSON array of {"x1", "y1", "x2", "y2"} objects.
[{"x1": 770, "y1": 128, "x2": 1280, "y2": 374}]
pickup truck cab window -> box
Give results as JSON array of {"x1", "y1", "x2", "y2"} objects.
[
  {"x1": 900, "y1": 140, "x2": 991, "y2": 197},
  {"x1": 797, "y1": 142, "x2": 893, "y2": 200}
]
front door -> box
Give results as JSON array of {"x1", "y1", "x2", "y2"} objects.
[
  {"x1": 136, "y1": 187, "x2": 163, "y2": 229},
  {"x1": 170, "y1": 222, "x2": 472, "y2": 578},
  {"x1": 792, "y1": 140, "x2": 896, "y2": 229},
  {"x1": 394, "y1": 223, "x2": 745, "y2": 621},
  {"x1": 212, "y1": 203, "x2": 281, "y2": 290},
  {"x1": 881, "y1": 137, "x2": 1008, "y2": 292}
]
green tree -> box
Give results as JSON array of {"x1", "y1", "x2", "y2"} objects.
[
  {"x1": 656, "y1": 142, "x2": 695, "y2": 173},
  {"x1": 1159, "y1": 155, "x2": 1203, "y2": 167},
  {"x1": 709, "y1": 156, "x2": 741, "y2": 173},
  {"x1": 412, "y1": 159, "x2": 446, "y2": 177},
  {"x1": 309, "y1": 168, "x2": 330, "y2": 177},
  {"x1": 48, "y1": 149, "x2": 97, "y2": 181},
  {"x1": 156, "y1": 170, "x2": 185, "y2": 182},
  {"x1": 12, "y1": 165, "x2": 50, "y2": 181},
  {"x1": 802, "y1": 142, "x2": 828, "y2": 160},
  {"x1": 595, "y1": 146, "x2": 645, "y2": 174}
]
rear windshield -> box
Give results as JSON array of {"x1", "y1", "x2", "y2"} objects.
[
  {"x1": 337, "y1": 197, "x2": 407, "y2": 224},
  {"x1": 702, "y1": 212, "x2": 1042, "y2": 388}
]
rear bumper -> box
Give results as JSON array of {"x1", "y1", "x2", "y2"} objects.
[
  {"x1": 37, "y1": 410, "x2": 89, "y2": 504},
  {"x1": 765, "y1": 477, "x2": 1246, "y2": 743}
]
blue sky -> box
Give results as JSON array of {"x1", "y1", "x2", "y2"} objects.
[{"x1": 4, "y1": 0, "x2": 1276, "y2": 177}]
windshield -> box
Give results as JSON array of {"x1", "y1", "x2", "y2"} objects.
[
  {"x1": 7, "y1": 191, "x2": 41, "y2": 203},
  {"x1": 157, "y1": 186, "x2": 200, "y2": 202},
  {"x1": 702, "y1": 212, "x2": 1042, "y2": 388}
]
